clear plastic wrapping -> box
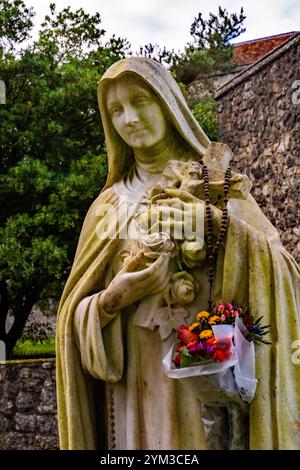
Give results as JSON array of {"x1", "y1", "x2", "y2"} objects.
[{"x1": 162, "y1": 316, "x2": 256, "y2": 449}]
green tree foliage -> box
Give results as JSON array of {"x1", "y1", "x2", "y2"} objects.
[
  {"x1": 190, "y1": 6, "x2": 246, "y2": 48},
  {"x1": 0, "y1": 0, "x2": 34, "y2": 50},
  {"x1": 172, "y1": 7, "x2": 246, "y2": 84},
  {"x1": 0, "y1": 1, "x2": 129, "y2": 355},
  {"x1": 137, "y1": 42, "x2": 175, "y2": 66},
  {"x1": 192, "y1": 99, "x2": 219, "y2": 141}
]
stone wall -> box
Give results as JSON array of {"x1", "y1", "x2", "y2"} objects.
[
  {"x1": 186, "y1": 65, "x2": 248, "y2": 104},
  {"x1": 0, "y1": 359, "x2": 58, "y2": 450},
  {"x1": 215, "y1": 33, "x2": 300, "y2": 263}
]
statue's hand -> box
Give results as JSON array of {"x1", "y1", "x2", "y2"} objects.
[
  {"x1": 99, "y1": 250, "x2": 171, "y2": 313},
  {"x1": 150, "y1": 188, "x2": 224, "y2": 237}
]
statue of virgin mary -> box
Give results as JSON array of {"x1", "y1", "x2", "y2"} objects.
[{"x1": 56, "y1": 57, "x2": 300, "y2": 450}]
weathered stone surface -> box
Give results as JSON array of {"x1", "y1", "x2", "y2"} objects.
[
  {"x1": 5, "y1": 432, "x2": 35, "y2": 450},
  {"x1": 15, "y1": 391, "x2": 34, "y2": 412},
  {"x1": 21, "y1": 368, "x2": 49, "y2": 391},
  {"x1": 215, "y1": 40, "x2": 300, "y2": 263},
  {"x1": 0, "y1": 360, "x2": 58, "y2": 450},
  {"x1": 0, "y1": 416, "x2": 14, "y2": 432},
  {"x1": 35, "y1": 435, "x2": 58, "y2": 450},
  {"x1": 0, "y1": 398, "x2": 14, "y2": 416},
  {"x1": 36, "y1": 415, "x2": 53, "y2": 434},
  {"x1": 1, "y1": 381, "x2": 18, "y2": 399},
  {"x1": 37, "y1": 384, "x2": 57, "y2": 414},
  {"x1": 42, "y1": 362, "x2": 53, "y2": 369},
  {"x1": 15, "y1": 413, "x2": 36, "y2": 432}
]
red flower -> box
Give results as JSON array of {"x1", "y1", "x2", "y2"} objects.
[
  {"x1": 215, "y1": 337, "x2": 232, "y2": 352},
  {"x1": 178, "y1": 325, "x2": 198, "y2": 347},
  {"x1": 206, "y1": 337, "x2": 216, "y2": 346},
  {"x1": 212, "y1": 337, "x2": 232, "y2": 362},
  {"x1": 213, "y1": 349, "x2": 231, "y2": 362},
  {"x1": 173, "y1": 354, "x2": 181, "y2": 367},
  {"x1": 244, "y1": 314, "x2": 254, "y2": 329}
]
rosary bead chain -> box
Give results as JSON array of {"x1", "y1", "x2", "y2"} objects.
[{"x1": 199, "y1": 161, "x2": 231, "y2": 310}]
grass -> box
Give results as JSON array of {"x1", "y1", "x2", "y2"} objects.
[{"x1": 11, "y1": 337, "x2": 56, "y2": 359}]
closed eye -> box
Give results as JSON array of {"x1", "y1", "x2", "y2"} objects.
[{"x1": 133, "y1": 96, "x2": 149, "y2": 105}]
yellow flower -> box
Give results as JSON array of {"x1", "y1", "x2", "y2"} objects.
[
  {"x1": 189, "y1": 322, "x2": 200, "y2": 331},
  {"x1": 208, "y1": 315, "x2": 220, "y2": 325},
  {"x1": 199, "y1": 329, "x2": 213, "y2": 339},
  {"x1": 196, "y1": 311, "x2": 210, "y2": 320}
]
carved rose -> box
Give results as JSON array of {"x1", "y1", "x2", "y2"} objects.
[
  {"x1": 181, "y1": 240, "x2": 206, "y2": 268},
  {"x1": 134, "y1": 208, "x2": 160, "y2": 233},
  {"x1": 141, "y1": 232, "x2": 174, "y2": 257},
  {"x1": 171, "y1": 271, "x2": 196, "y2": 305}
]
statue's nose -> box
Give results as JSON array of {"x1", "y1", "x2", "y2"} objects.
[{"x1": 124, "y1": 105, "x2": 139, "y2": 125}]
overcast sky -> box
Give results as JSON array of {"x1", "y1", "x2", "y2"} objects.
[{"x1": 24, "y1": 0, "x2": 300, "y2": 52}]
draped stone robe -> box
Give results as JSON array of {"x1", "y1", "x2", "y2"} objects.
[{"x1": 56, "y1": 163, "x2": 300, "y2": 450}]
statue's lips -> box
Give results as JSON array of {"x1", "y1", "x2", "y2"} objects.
[{"x1": 129, "y1": 128, "x2": 147, "y2": 135}]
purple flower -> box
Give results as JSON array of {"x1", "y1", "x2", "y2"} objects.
[{"x1": 188, "y1": 341, "x2": 216, "y2": 358}]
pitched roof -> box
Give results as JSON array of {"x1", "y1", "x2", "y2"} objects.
[
  {"x1": 232, "y1": 31, "x2": 299, "y2": 65},
  {"x1": 215, "y1": 32, "x2": 300, "y2": 99}
]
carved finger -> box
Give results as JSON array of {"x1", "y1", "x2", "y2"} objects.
[
  {"x1": 149, "y1": 193, "x2": 168, "y2": 203},
  {"x1": 122, "y1": 249, "x2": 145, "y2": 272},
  {"x1": 164, "y1": 188, "x2": 200, "y2": 203},
  {"x1": 150, "y1": 198, "x2": 185, "y2": 209},
  {"x1": 136, "y1": 253, "x2": 170, "y2": 280}
]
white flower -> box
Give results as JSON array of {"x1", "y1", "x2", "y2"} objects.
[
  {"x1": 181, "y1": 240, "x2": 206, "y2": 268},
  {"x1": 171, "y1": 271, "x2": 196, "y2": 305},
  {"x1": 141, "y1": 232, "x2": 174, "y2": 257}
]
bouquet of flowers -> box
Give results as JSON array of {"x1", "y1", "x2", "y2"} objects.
[
  {"x1": 162, "y1": 302, "x2": 270, "y2": 450},
  {"x1": 174, "y1": 303, "x2": 270, "y2": 368}
]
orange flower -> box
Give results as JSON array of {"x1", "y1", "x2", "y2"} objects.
[
  {"x1": 208, "y1": 315, "x2": 220, "y2": 325},
  {"x1": 189, "y1": 322, "x2": 200, "y2": 331},
  {"x1": 196, "y1": 311, "x2": 210, "y2": 320},
  {"x1": 206, "y1": 337, "x2": 216, "y2": 346},
  {"x1": 199, "y1": 329, "x2": 213, "y2": 340},
  {"x1": 178, "y1": 325, "x2": 198, "y2": 347}
]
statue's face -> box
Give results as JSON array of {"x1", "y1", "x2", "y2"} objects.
[{"x1": 106, "y1": 75, "x2": 169, "y2": 150}]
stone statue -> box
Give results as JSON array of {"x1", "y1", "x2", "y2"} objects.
[{"x1": 56, "y1": 57, "x2": 300, "y2": 450}]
